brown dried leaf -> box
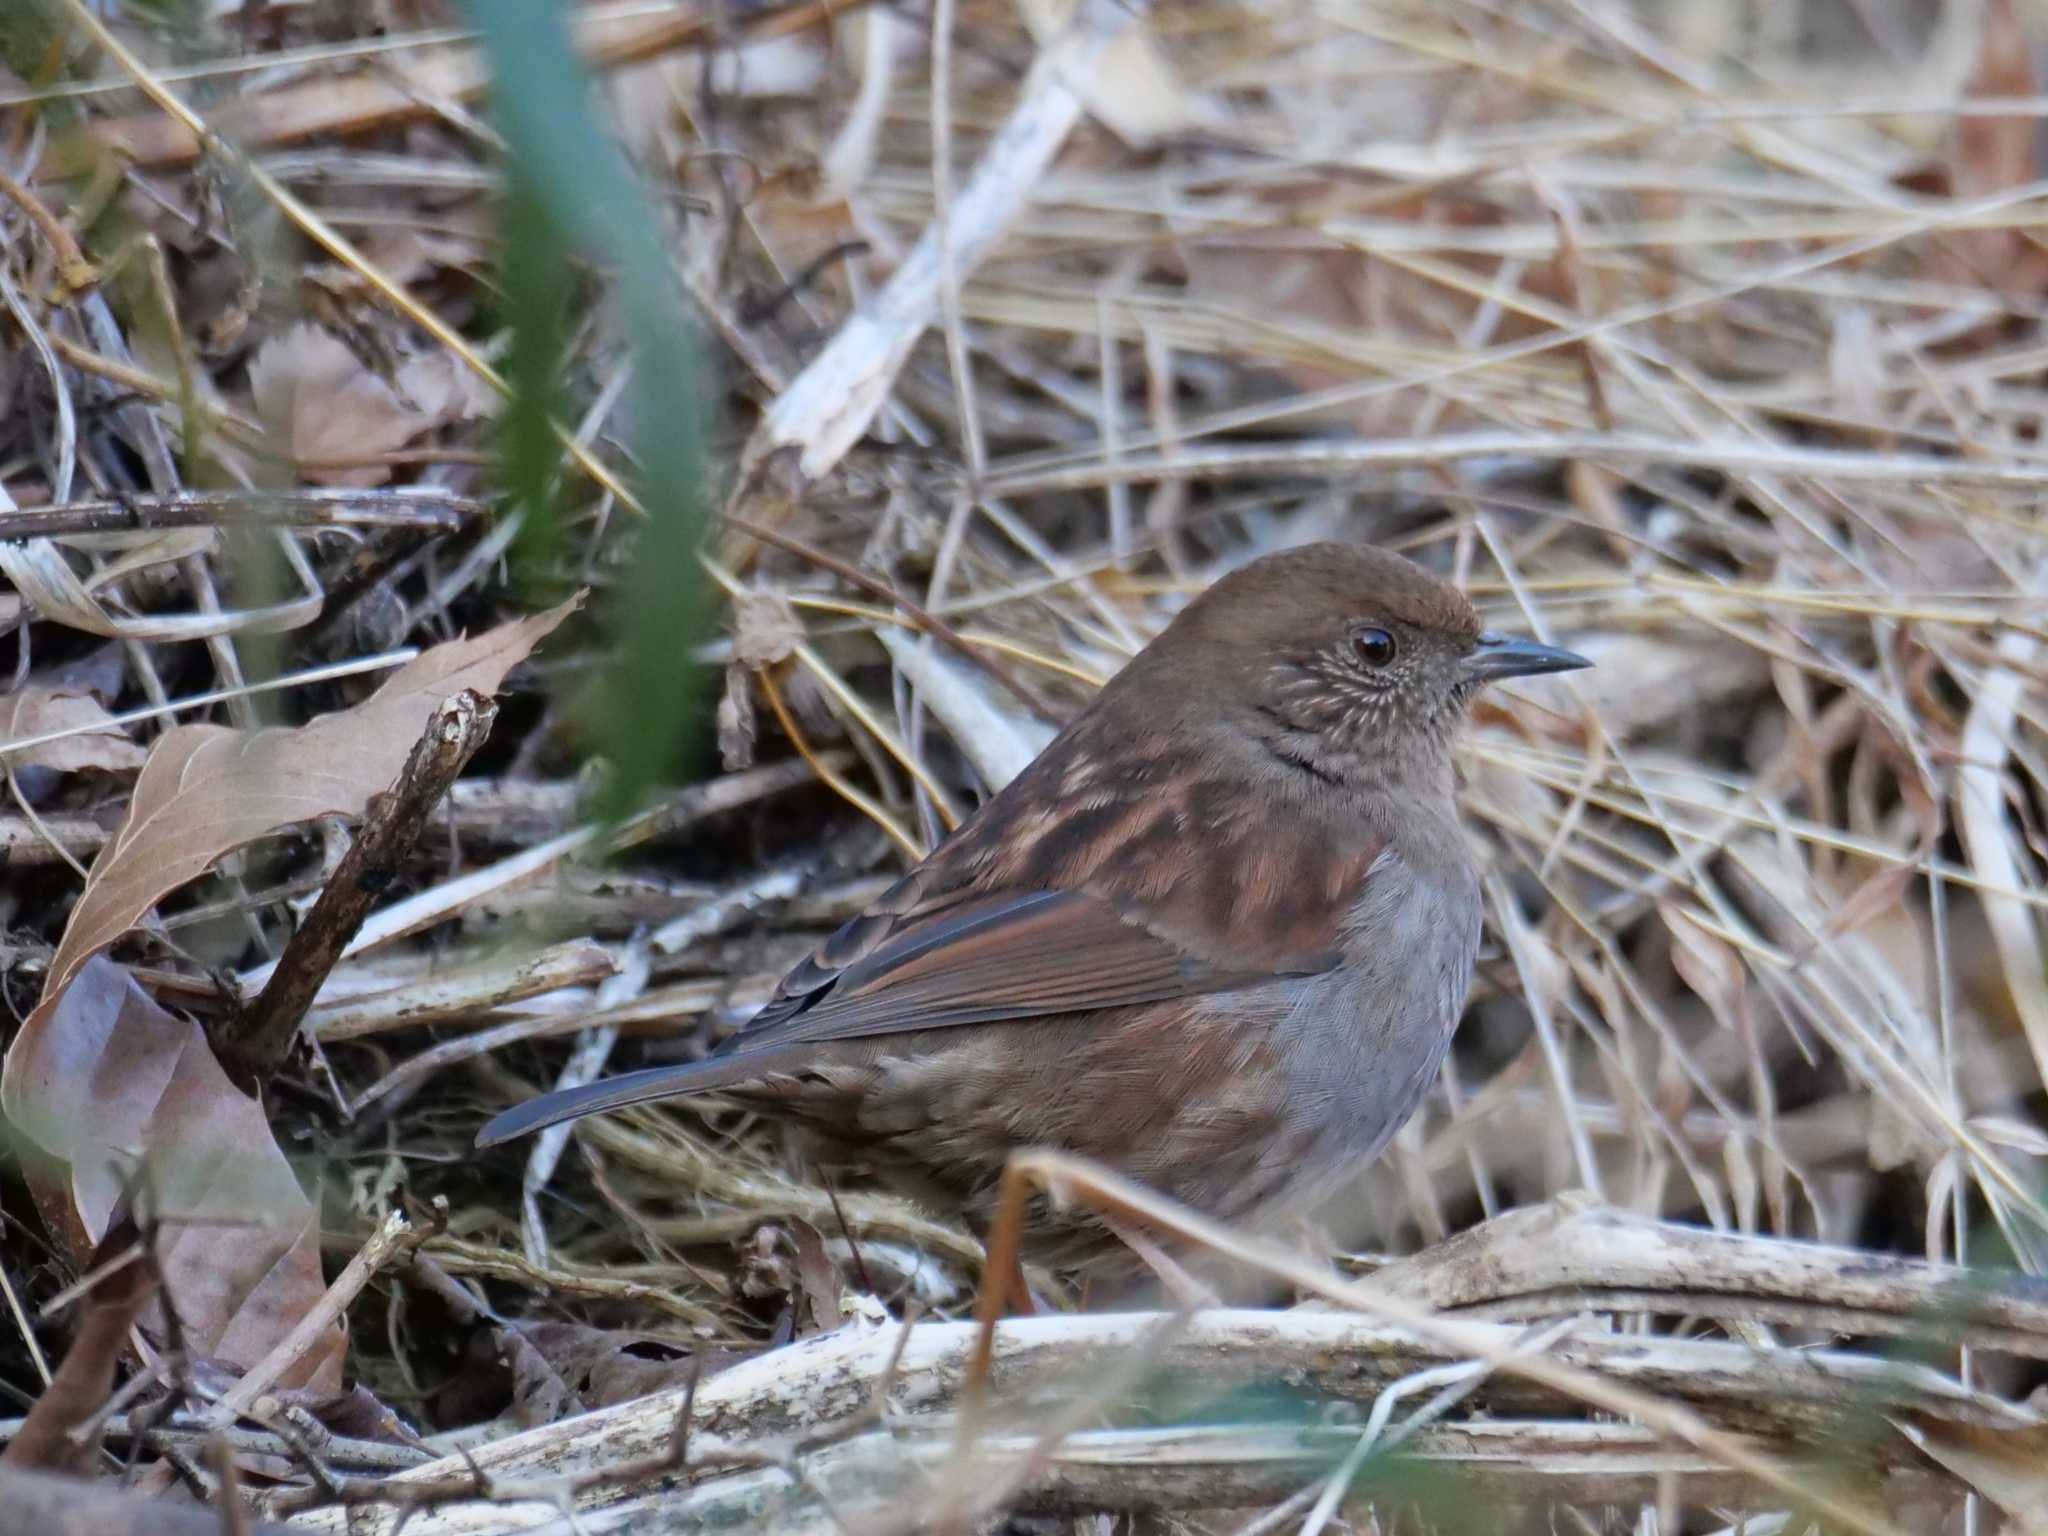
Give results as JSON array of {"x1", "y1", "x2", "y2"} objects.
[
  {"x1": 1014, "y1": 0, "x2": 1193, "y2": 145},
  {"x1": 718, "y1": 594, "x2": 801, "y2": 772},
  {"x1": 717, "y1": 664, "x2": 758, "y2": 771},
  {"x1": 34, "y1": 598, "x2": 576, "y2": 1009},
  {"x1": 506, "y1": 1322, "x2": 733, "y2": 1422},
  {"x1": 1904, "y1": 1419, "x2": 2048, "y2": 1532},
  {"x1": 306, "y1": 229, "x2": 487, "y2": 298},
  {"x1": 1661, "y1": 903, "x2": 1749, "y2": 1032},
  {"x1": 394, "y1": 351, "x2": 499, "y2": 425},
  {"x1": 267, "y1": 1383, "x2": 420, "y2": 1447},
  {"x1": 0, "y1": 688, "x2": 147, "y2": 775},
  {"x1": 0, "y1": 1213, "x2": 156, "y2": 1473},
  {"x1": 0, "y1": 602, "x2": 576, "y2": 1388},
  {"x1": 1945, "y1": 0, "x2": 2048, "y2": 296},
  {"x1": 1958, "y1": 0, "x2": 2040, "y2": 199},
  {"x1": 729, "y1": 590, "x2": 804, "y2": 669},
  {"x1": 5, "y1": 960, "x2": 343, "y2": 1390},
  {"x1": 790, "y1": 1217, "x2": 843, "y2": 1334},
  {"x1": 247, "y1": 323, "x2": 438, "y2": 488}
]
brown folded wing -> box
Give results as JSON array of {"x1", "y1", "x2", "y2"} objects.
[
  {"x1": 726, "y1": 728, "x2": 1390, "y2": 1055},
  {"x1": 733, "y1": 888, "x2": 1276, "y2": 1048}
]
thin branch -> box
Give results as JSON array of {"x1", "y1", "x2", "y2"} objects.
[
  {"x1": 0, "y1": 490, "x2": 477, "y2": 544},
  {"x1": 212, "y1": 691, "x2": 497, "y2": 1087}
]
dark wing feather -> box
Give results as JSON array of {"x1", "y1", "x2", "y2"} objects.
[{"x1": 475, "y1": 1052, "x2": 815, "y2": 1146}]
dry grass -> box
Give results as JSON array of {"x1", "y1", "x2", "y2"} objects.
[{"x1": 2, "y1": 0, "x2": 2047, "y2": 1531}]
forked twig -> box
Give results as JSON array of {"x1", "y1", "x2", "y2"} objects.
[{"x1": 214, "y1": 691, "x2": 497, "y2": 1088}]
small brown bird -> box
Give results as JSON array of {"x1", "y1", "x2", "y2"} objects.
[{"x1": 478, "y1": 543, "x2": 1587, "y2": 1268}]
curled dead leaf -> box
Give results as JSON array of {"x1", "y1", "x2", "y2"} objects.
[
  {"x1": 0, "y1": 1212, "x2": 158, "y2": 1474},
  {"x1": 27, "y1": 598, "x2": 578, "y2": 1011},
  {"x1": 0, "y1": 688, "x2": 147, "y2": 776},
  {"x1": 0, "y1": 600, "x2": 578, "y2": 1390},
  {"x1": 729, "y1": 589, "x2": 804, "y2": 668},
  {"x1": 394, "y1": 351, "x2": 500, "y2": 426},
  {"x1": 248, "y1": 324, "x2": 441, "y2": 488},
  {"x1": 505, "y1": 1321, "x2": 736, "y2": 1424},
  {"x1": 717, "y1": 664, "x2": 758, "y2": 771},
  {"x1": 6, "y1": 959, "x2": 343, "y2": 1389},
  {"x1": 1900, "y1": 1417, "x2": 2048, "y2": 1532},
  {"x1": 1661, "y1": 902, "x2": 1750, "y2": 1033}
]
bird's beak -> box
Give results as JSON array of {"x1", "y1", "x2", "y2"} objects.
[{"x1": 1462, "y1": 631, "x2": 1593, "y2": 683}]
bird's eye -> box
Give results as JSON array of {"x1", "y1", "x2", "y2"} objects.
[{"x1": 1351, "y1": 627, "x2": 1397, "y2": 668}]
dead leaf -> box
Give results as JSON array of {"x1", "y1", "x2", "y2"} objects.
[
  {"x1": 30, "y1": 597, "x2": 576, "y2": 1011},
  {"x1": 729, "y1": 590, "x2": 803, "y2": 668},
  {"x1": 1014, "y1": 0, "x2": 1194, "y2": 145},
  {"x1": 4, "y1": 960, "x2": 342, "y2": 1390},
  {"x1": 267, "y1": 1383, "x2": 421, "y2": 1448},
  {"x1": 0, "y1": 1212, "x2": 157, "y2": 1474},
  {"x1": 247, "y1": 323, "x2": 438, "y2": 488},
  {"x1": 1901, "y1": 1418, "x2": 2048, "y2": 1532},
  {"x1": 1967, "y1": 1114, "x2": 2048, "y2": 1158},
  {"x1": 1944, "y1": 0, "x2": 2048, "y2": 297},
  {"x1": 1958, "y1": 0, "x2": 2040, "y2": 200},
  {"x1": 717, "y1": 665, "x2": 757, "y2": 771},
  {"x1": 719, "y1": 594, "x2": 803, "y2": 772},
  {"x1": 1662, "y1": 903, "x2": 1751, "y2": 1033},
  {"x1": 0, "y1": 688, "x2": 147, "y2": 775},
  {"x1": 394, "y1": 351, "x2": 499, "y2": 426},
  {"x1": 506, "y1": 1322, "x2": 733, "y2": 1422},
  {"x1": 0, "y1": 600, "x2": 576, "y2": 1390},
  {"x1": 790, "y1": 1217, "x2": 843, "y2": 1334},
  {"x1": 306, "y1": 228, "x2": 486, "y2": 299}
]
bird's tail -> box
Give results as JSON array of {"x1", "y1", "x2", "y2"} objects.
[{"x1": 473, "y1": 1047, "x2": 805, "y2": 1147}]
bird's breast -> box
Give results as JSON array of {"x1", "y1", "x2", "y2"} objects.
[{"x1": 1233, "y1": 839, "x2": 1483, "y2": 1208}]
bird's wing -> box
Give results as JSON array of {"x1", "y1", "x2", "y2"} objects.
[
  {"x1": 735, "y1": 886, "x2": 1281, "y2": 1047},
  {"x1": 730, "y1": 699, "x2": 1397, "y2": 1041}
]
